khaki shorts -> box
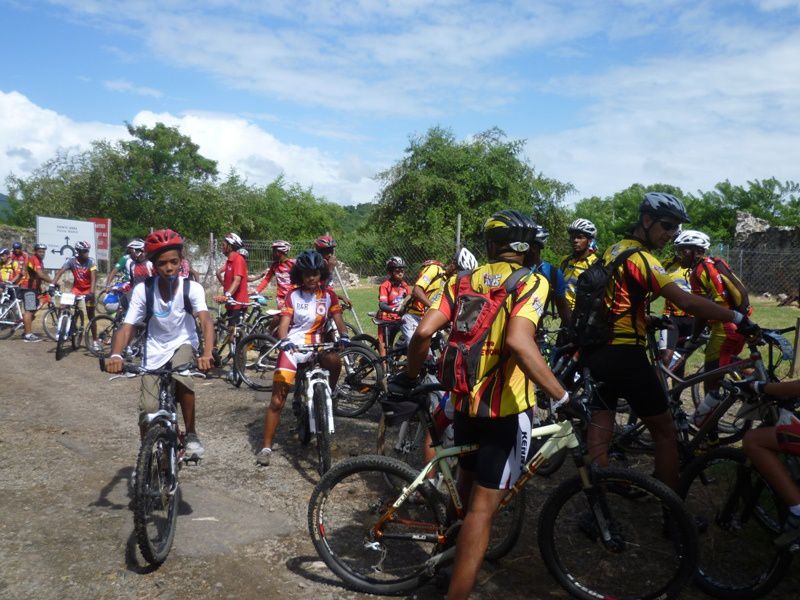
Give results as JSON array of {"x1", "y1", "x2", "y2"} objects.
[{"x1": 139, "y1": 344, "x2": 197, "y2": 420}]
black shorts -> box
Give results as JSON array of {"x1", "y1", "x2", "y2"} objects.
[
  {"x1": 582, "y1": 344, "x2": 668, "y2": 418},
  {"x1": 453, "y1": 409, "x2": 535, "y2": 490}
]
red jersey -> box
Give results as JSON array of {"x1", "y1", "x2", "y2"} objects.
[
  {"x1": 378, "y1": 279, "x2": 410, "y2": 321},
  {"x1": 223, "y1": 251, "x2": 250, "y2": 306},
  {"x1": 12, "y1": 251, "x2": 28, "y2": 286},
  {"x1": 63, "y1": 256, "x2": 97, "y2": 295},
  {"x1": 256, "y1": 258, "x2": 295, "y2": 306},
  {"x1": 128, "y1": 259, "x2": 155, "y2": 286},
  {"x1": 24, "y1": 254, "x2": 44, "y2": 290}
]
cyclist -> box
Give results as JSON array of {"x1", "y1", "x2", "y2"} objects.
[
  {"x1": 529, "y1": 224, "x2": 571, "y2": 327},
  {"x1": 214, "y1": 233, "x2": 249, "y2": 325},
  {"x1": 741, "y1": 379, "x2": 800, "y2": 547},
  {"x1": 251, "y1": 240, "x2": 294, "y2": 309},
  {"x1": 392, "y1": 210, "x2": 568, "y2": 600},
  {"x1": 106, "y1": 229, "x2": 214, "y2": 458},
  {"x1": 0, "y1": 248, "x2": 13, "y2": 284},
  {"x1": 105, "y1": 239, "x2": 141, "y2": 289},
  {"x1": 256, "y1": 250, "x2": 350, "y2": 466},
  {"x1": 583, "y1": 193, "x2": 759, "y2": 492},
  {"x1": 376, "y1": 256, "x2": 410, "y2": 356},
  {"x1": 676, "y1": 229, "x2": 754, "y2": 424},
  {"x1": 20, "y1": 243, "x2": 54, "y2": 342},
  {"x1": 314, "y1": 234, "x2": 352, "y2": 309},
  {"x1": 10, "y1": 241, "x2": 28, "y2": 283},
  {"x1": 658, "y1": 231, "x2": 695, "y2": 373},
  {"x1": 402, "y1": 257, "x2": 456, "y2": 343},
  {"x1": 52, "y1": 240, "x2": 100, "y2": 351},
  {"x1": 561, "y1": 218, "x2": 599, "y2": 311}
]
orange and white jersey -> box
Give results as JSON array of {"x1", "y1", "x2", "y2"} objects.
[{"x1": 282, "y1": 286, "x2": 342, "y2": 345}]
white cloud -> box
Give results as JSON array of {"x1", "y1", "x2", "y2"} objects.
[
  {"x1": 103, "y1": 78, "x2": 163, "y2": 97},
  {"x1": 0, "y1": 90, "x2": 379, "y2": 204}
]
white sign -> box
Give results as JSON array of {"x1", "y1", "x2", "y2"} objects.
[{"x1": 36, "y1": 216, "x2": 98, "y2": 270}]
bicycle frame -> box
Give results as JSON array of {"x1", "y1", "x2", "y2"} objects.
[
  {"x1": 0, "y1": 296, "x2": 25, "y2": 328},
  {"x1": 304, "y1": 365, "x2": 335, "y2": 435}
]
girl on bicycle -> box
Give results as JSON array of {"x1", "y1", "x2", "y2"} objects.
[{"x1": 256, "y1": 250, "x2": 350, "y2": 466}]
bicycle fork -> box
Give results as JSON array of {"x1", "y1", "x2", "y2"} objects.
[{"x1": 306, "y1": 368, "x2": 334, "y2": 434}]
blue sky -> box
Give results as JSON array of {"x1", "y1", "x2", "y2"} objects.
[{"x1": 1, "y1": 0, "x2": 799, "y2": 205}]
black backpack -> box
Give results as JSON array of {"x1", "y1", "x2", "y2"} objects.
[{"x1": 567, "y1": 248, "x2": 642, "y2": 349}]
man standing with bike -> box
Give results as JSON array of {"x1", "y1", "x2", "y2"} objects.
[
  {"x1": 52, "y1": 240, "x2": 100, "y2": 352},
  {"x1": 19, "y1": 243, "x2": 53, "y2": 343},
  {"x1": 393, "y1": 210, "x2": 569, "y2": 600},
  {"x1": 214, "y1": 232, "x2": 249, "y2": 325},
  {"x1": 106, "y1": 229, "x2": 215, "y2": 460},
  {"x1": 581, "y1": 193, "x2": 760, "y2": 492},
  {"x1": 561, "y1": 218, "x2": 599, "y2": 311}
]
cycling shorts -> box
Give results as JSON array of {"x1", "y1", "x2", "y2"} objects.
[
  {"x1": 22, "y1": 290, "x2": 38, "y2": 312},
  {"x1": 273, "y1": 349, "x2": 315, "y2": 386},
  {"x1": 582, "y1": 344, "x2": 668, "y2": 418},
  {"x1": 705, "y1": 322, "x2": 744, "y2": 367},
  {"x1": 75, "y1": 291, "x2": 95, "y2": 308},
  {"x1": 453, "y1": 408, "x2": 535, "y2": 490},
  {"x1": 400, "y1": 313, "x2": 420, "y2": 344},
  {"x1": 138, "y1": 344, "x2": 196, "y2": 420},
  {"x1": 776, "y1": 412, "x2": 800, "y2": 456}
]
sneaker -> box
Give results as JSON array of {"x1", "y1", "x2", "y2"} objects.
[
  {"x1": 255, "y1": 447, "x2": 272, "y2": 466},
  {"x1": 91, "y1": 340, "x2": 102, "y2": 353},
  {"x1": 184, "y1": 433, "x2": 205, "y2": 459},
  {"x1": 23, "y1": 333, "x2": 42, "y2": 343},
  {"x1": 774, "y1": 512, "x2": 800, "y2": 548}
]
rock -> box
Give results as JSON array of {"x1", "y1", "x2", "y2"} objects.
[
  {"x1": 761, "y1": 292, "x2": 772, "y2": 299},
  {"x1": 776, "y1": 293, "x2": 788, "y2": 303}
]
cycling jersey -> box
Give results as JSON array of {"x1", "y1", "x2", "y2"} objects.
[
  {"x1": 602, "y1": 238, "x2": 674, "y2": 346},
  {"x1": 0, "y1": 259, "x2": 14, "y2": 283},
  {"x1": 128, "y1": 258, "x2": 155, "y2": 287},
  {"x1": 433, "y1": 261, "x2": 549, "y2": 418},
  {"x1": 23, "y1": 254, "x2": 45, "y2": 290},
  {"x1": 378, "y1": 279, "x2": 410, "y2": 321},
  {"x1": 282, "y1": 286, "x2": 342, "y2": 345},
  {"x1": 12, "y1": 252, "x2": 28, "y2": 286},
  {"x1": 689, "y1": 257, "x2": 748, "y2": 314},
  {"x1": 560, "y1": 252, "x2": 598, "y2": 309},
  {"x1": 222, "y1": 251, "x2": 249, "y2": 306},
  {"x1": 62, "y1": 256, "x2": 96, "y2": 295},
  {"x1": 661, "y1": 257, "x2": 691, "y2": 317},
  {"x1": 256, "y1": 259, "x2": 295, "y2": 306},
  {"x1": 113, "y1": 255, "x2": 130, "y2": 281},
  {"x1": 407, "y1": 261, "x2": 447, "y2": 317}
]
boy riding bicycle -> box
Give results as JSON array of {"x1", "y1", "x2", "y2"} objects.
[
  {"x1": 52, "y1": 240, "x2": 100, "y2": 351},
  {"x1": 106, "y1": 229, "x2": 215, "y2": 459}
]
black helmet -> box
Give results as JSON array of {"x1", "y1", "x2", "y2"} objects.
[
  {"x1": 484, "y1": 210, "x2": 539, "y2": 251},
  {"x1": 295, "y1": 250, "x2": 326, "y2": 272},
  {"x1": 640, "y1": 192, "x2": 690, "y2": 223}
]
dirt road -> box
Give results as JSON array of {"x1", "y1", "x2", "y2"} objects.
[{"x1": 0, "y1": 328, "x2": 796, "y2": 599}]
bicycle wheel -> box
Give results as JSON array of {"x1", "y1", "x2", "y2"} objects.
[
  {"x1": 314, "y1": 383, "x2": 332, "y2": 476},
  {"x1": 335, "y1": 342, "x2": 384, "y2": 417},
  {"x1": 307, "y1": 454, "x2": 447, "y2": 595},
  {"x1": 85, "y1": 315, "x2": 115, "y2": 357},
  {"x1": 689, "y1": 368, "x2": 753, "y2": 444},
  {"x1": 538, "y1": 466, "x2": 697, "y2": 600},
  {"x1": 55, "y1": 313, "x2": 69, "y2": 361},
  {"x1": 234, "y1": 333, "x2": 280, "y2": 391},
  {"x1": 42, "y1": 307, "x2": 59, "y2": 341},
  {"x1": 0, "y1": 301, "x2": 20, "y2": 339},
  {"x1": 133, "y1": 424, "x2": 180, "y2": 566},
  {"x1": 679, "y1": 447, "x2": 793, "y2": 599},
  {"x1": 376, "y1": 413, "x2": 427, "y2": 489},
  {"x1": 70, "y1": 309, "x2": 84, "y2": 351}
]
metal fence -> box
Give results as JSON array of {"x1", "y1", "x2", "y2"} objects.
[{"x1": 726, "y1": 247, "x2": 799, "y2": 297}]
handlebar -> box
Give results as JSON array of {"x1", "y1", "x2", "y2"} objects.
[{"x1": 99, "y1": 358, "x2": 201, "y2": 377}]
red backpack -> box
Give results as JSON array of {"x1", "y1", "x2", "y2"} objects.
[{"x1": 438, "y1": 268, "x2": 536, "y2": 395}]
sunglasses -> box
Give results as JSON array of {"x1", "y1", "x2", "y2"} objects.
[
  {"x1": 658, "y1": 220, "x2": 680, "y2": 232},
  {"x1": 318, "y1": 248, "x2": 334, "y2": 256}
]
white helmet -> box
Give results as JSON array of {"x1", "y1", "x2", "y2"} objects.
[
  {"x1": 238, "y1": 248, "x2": 249, "y2": 257},
  {"x1": 271, "y1": 240, "x2": 291, "y2": 253},
  {"x1": 74, "y1": 240, "x2": 91, "y2": 252},
  {"x1": 674, "y1": 229, "x2": 710, "y2": 250},
  {"x1": 224, "y1": 232, "x2": 243, "y2": 248},
  {"x1": 567, "y1": 218, "x2": 597, "y2": 238},
  {"x1": 456, "y1": 247, "x2": 478, "y2": 271},
  {"x1": 533, "y1": 224, "x2": 549, "y2": 248},
  {"x1": 127, "y1": 238, "x2": 145, "y2": 250}
]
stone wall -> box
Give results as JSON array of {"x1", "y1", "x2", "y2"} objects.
[
  {"x1": 732, "y1": 212, "x2": 799, "y2": 295},
  {"x1": 0, "y1": 225, "x2": 35, "y2": 251}
]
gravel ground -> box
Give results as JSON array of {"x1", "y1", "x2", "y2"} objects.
[{"x1": 0, "y1": 324, "x2": 798, "y2": 599}]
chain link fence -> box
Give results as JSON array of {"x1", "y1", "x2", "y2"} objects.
[{"x1": 727, "y1": 247, "x2": 799, "y2": 297}]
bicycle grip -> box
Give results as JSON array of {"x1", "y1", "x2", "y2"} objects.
[{"x1": 99, "y1": 357, "x2": 106, "y2": 372}]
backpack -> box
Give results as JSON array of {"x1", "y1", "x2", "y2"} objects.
[
  {"x1": 701, "y1": 257, "x2": 750, "y2": 314},
  {"x1": 567, "y1": 248, "x2": 643, "y2": 349},
  {"x1": 143, "y1": 276, "x2": 194, "y2": 330},
  {"x1": 438, "y1": 267, "x2": 537, "y2": 395}
]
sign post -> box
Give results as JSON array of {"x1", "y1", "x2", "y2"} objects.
[
  {"x1": 36, "y1": 216, "x2": 98, "y2": 270},
  {"x1": 89, "y1": 217, "x2": 112, "y2": 271}
]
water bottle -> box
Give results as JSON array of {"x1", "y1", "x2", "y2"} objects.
[
  {"x1": 692, "y1": 390, "x2": 722, "y2": 427},
  {"x1": 668, "y1": 350, "x2": 683, "y2": 371}
]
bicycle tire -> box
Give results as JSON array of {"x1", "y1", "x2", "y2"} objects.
[
  {"x1": 314, "y1": 383, "x2": 332, "y2": 475},
  {"x1": 234, "y1": 333, "x2": 280, "y2": 391},
  {"x1": 678, "y1": 447, "x2": 793, "y2": 599},
  {"x1": 376, "y1": 413, "x2": 427, "y2": 489},
  {"x1": 538, "y1": 466, "x2": 698, "y2": 600},
  {"x1": 134, "y1": 424, "x2": 180, "y2": 566},
  {"x1": 351, "y1": 333, "x2": 380, "y2": 353},
  {"x1": 55, "y1": 312, "x2": 69, "y2": 361},
  {"x1": 335, "y1": 342, "x2": 384, "y2": 417},
  {"x1": 70, "y1": 309, "x2": 84, "y2": 351},
  {"x1": 0, "y1": 301, "x2": 19, "y2": 339},
  {"x1": 42, "y1": 307, "x2": 59, "y2": 341},
  {"x1": 307, "y1": 454, "x2": 447, "y2": 595},
  {"x1": 85, "y1": 315, "x2": 115, "y2": 357}
]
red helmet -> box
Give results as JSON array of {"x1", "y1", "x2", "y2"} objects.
[
  {"x1": 145, "y1": 229, "x2": 184, "y2": 259},
  {"x1": 314, "y1": 235, "x2": 336, "y2": 250}
]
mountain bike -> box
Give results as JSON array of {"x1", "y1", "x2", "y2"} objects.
[
  {"x1": 84, "y1": 307, "x2": 146, "y2": 360},
  {"x1": 0, "y1": 285, "x2": 26, "y2": 339},
  {"x1": 291, "y1": 342, "x2": 338, "y2": 476},
  {"x1": 308, "y1": 380, "x2": 699, "y2": 599},
  {"x1": 679, "y1": 435, "x2": 796, "y2": 599},
  {"x1": 100, "y1": 357, "x2": 206, "y2": 566},
  {"x1": 52, "y1": 290, "x2": 85, "y2": 360}
]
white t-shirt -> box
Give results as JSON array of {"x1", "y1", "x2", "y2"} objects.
[{"x1": 124, "y1": 277, "x2": 208, "y2": 369}]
